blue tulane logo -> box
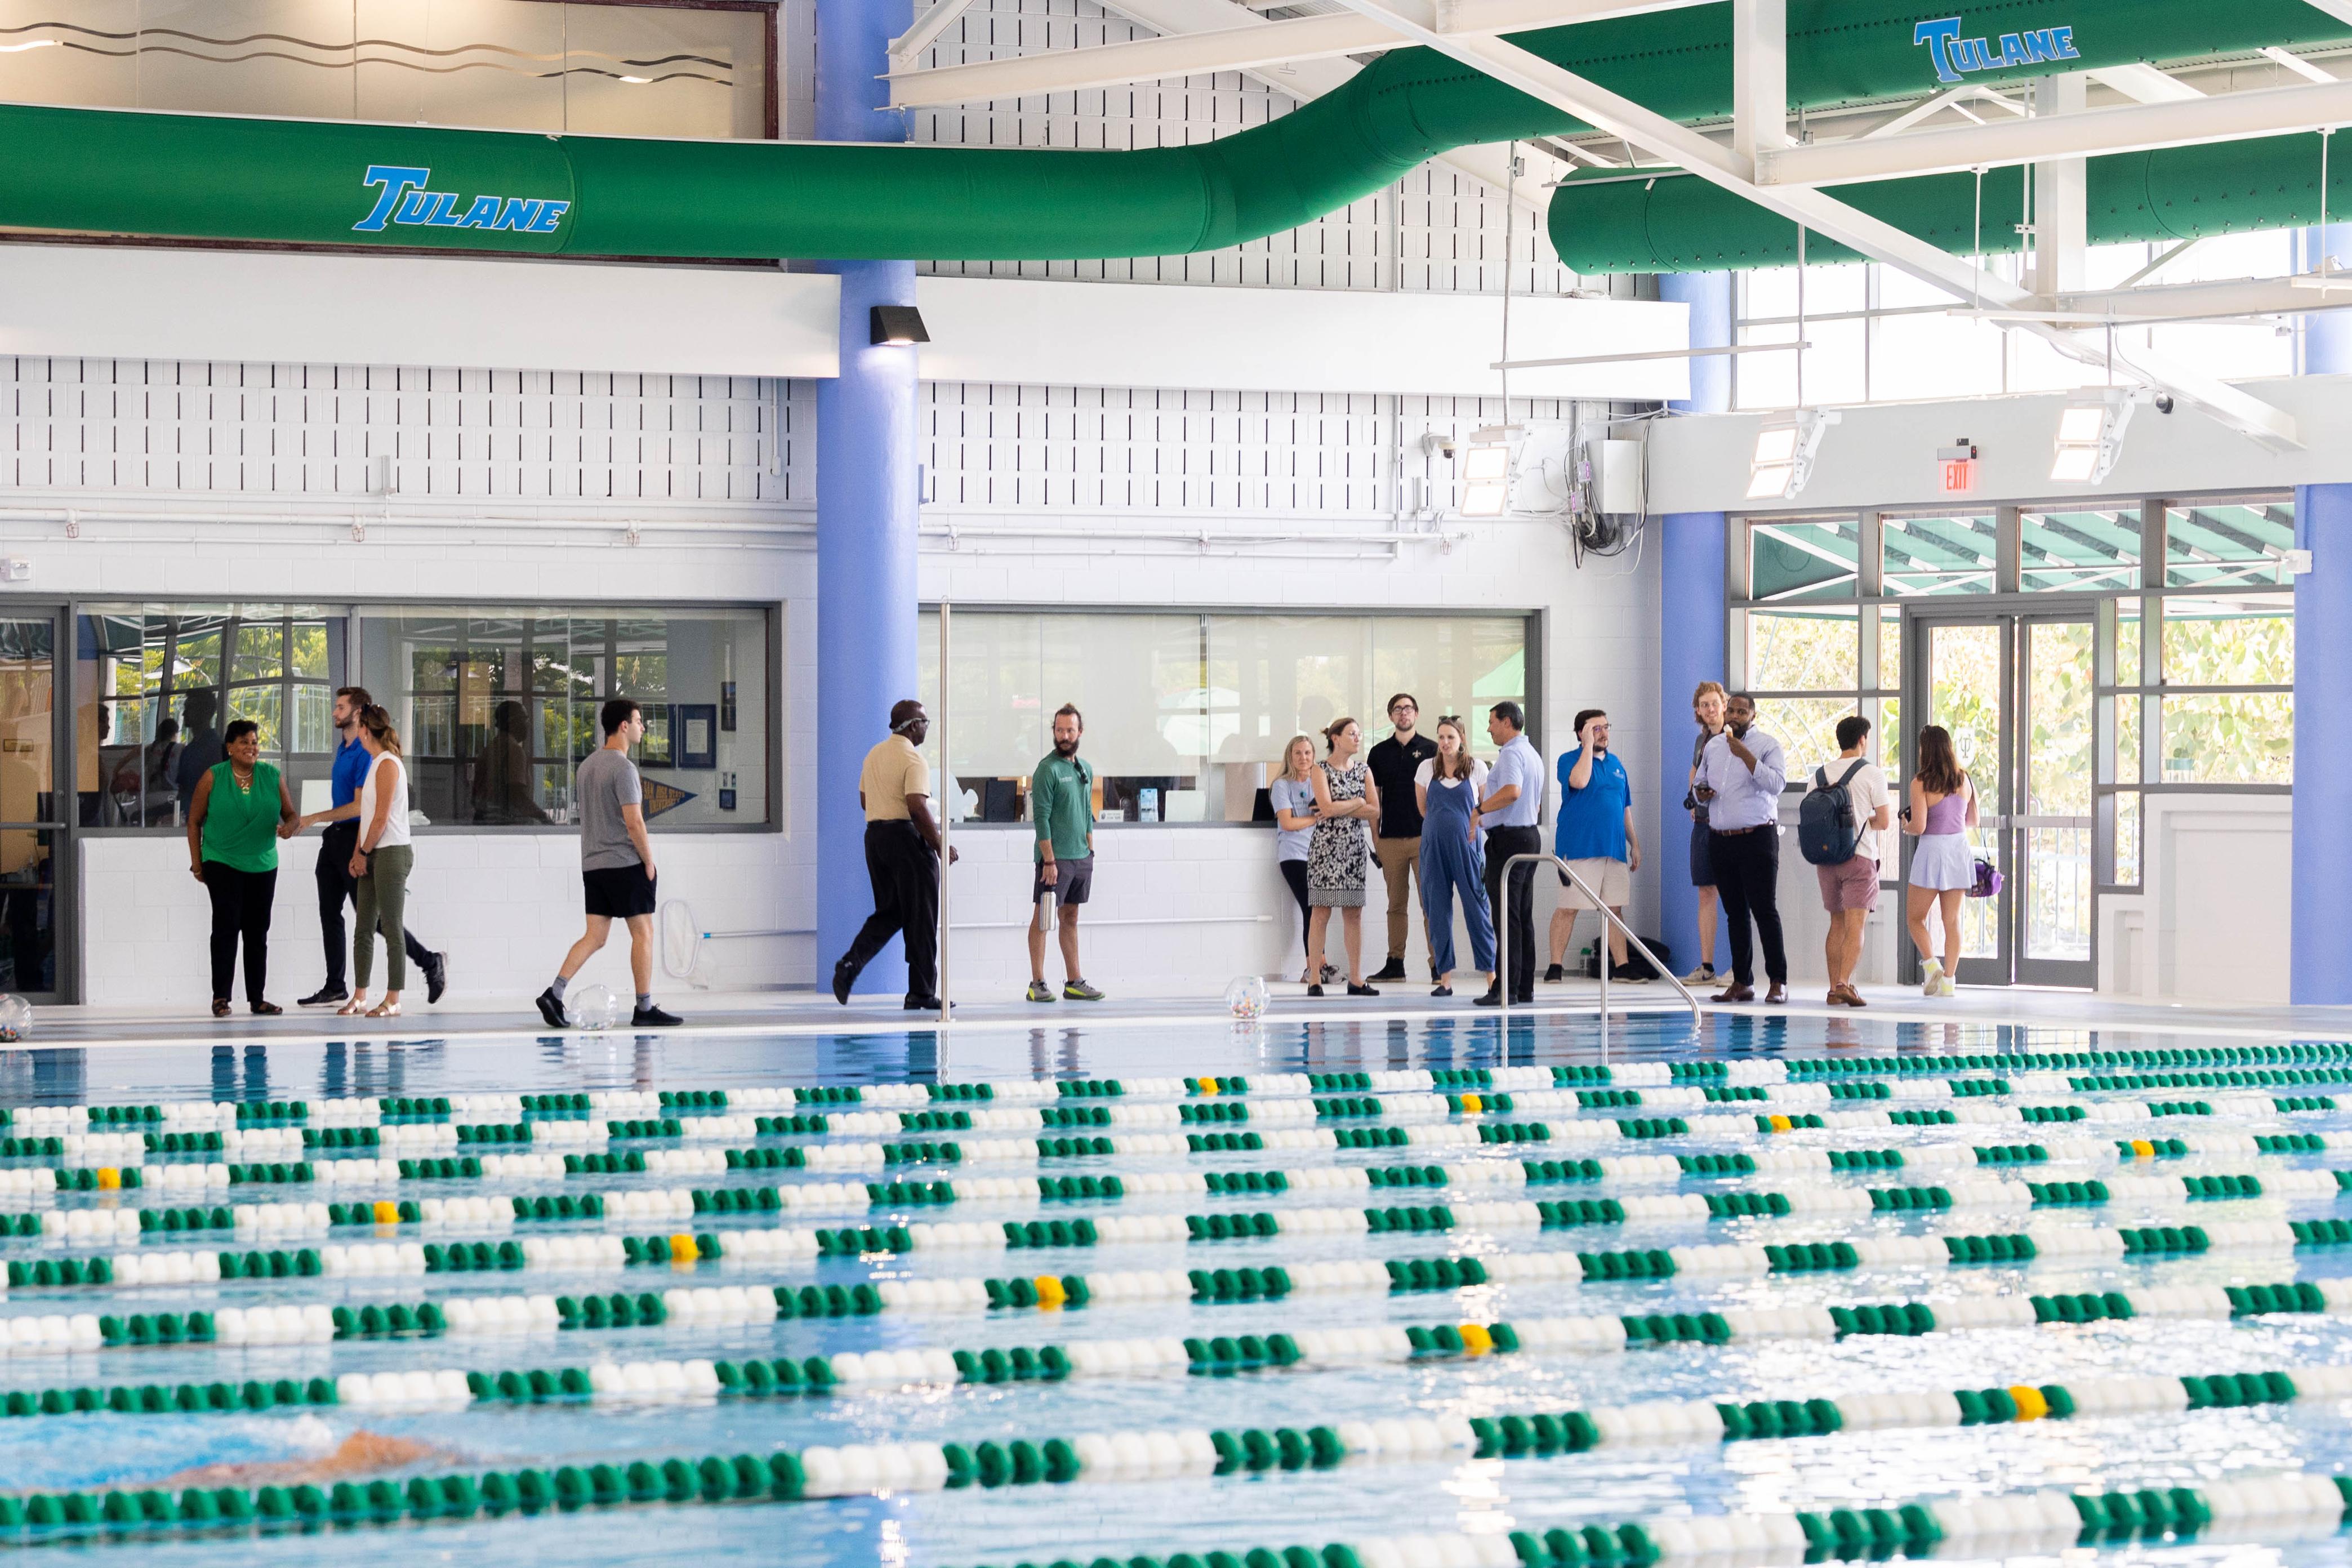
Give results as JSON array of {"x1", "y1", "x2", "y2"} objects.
[
  {"x1": 1912, "y1": 16, "x2": 2080, "y2": 84},
  {"x1": 352, "y1": 165, "x2": 573, "y2": 235}
]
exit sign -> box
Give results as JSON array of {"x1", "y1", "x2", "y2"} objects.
[{"x1": 1936, "y1": 439, "x2": 1979, "y2": 494}]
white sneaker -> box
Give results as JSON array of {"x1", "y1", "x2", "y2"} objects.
[
  {"x1": 1919, "y1": 961, "x2": 1943, "y2": 997},
  {"x1": 1937, "y1": 973, "x2": 1959, "y2": 997}
]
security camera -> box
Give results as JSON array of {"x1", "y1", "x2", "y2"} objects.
[
  {"x1": 2151, "y1": 393, "x2": 2175, "y2": 415},
  {"x1": 1419, "y1": 432, "x2": 1457, "y2": 460}
]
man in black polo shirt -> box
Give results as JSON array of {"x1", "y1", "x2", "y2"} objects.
[{"x1": 1365, "y1": 692, "x2": 1440, "y2": 983}]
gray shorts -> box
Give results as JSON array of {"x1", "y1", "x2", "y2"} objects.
[{"x1": 1034, "y1": 856, "x2": 1094, "y2": 906}]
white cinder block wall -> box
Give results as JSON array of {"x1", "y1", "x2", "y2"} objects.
[{"x1": 11, "y1": 0, "x2": 1678, "y2": 1008}]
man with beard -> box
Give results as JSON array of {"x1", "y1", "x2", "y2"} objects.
[
  {"x1": 1545, "y1": 707, "x2": 1645, "y2": 984},
  {"x1": 1027, "y1": 703, "x2": 1104, "y2": 1001},
  {"x1": 1696, "y1": 692, "x2": 1789, "y2": 1004}
]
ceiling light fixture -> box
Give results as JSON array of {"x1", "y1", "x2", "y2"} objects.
[
  {"x1": 2049, "y1": 386, "x2": 2135, "y2": 484},
  {"x1": 1745, "y1": 410, "x2": 1837, "y2": 501}
]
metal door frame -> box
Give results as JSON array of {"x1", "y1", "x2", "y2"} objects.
[
  {"x1": 2011, "y1": 612, "x2": 2098, "y2": 989},
  {"x1": 0, "y1": 604, "x2": 75, "y2": 1004},
  {"x1": 1901, "y1": 606, "x2": 2096, "y2": 990}
]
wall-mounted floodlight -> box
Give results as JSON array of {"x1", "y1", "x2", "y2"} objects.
[
  {"x1": 870, "y1": 305, "x2": 930, "y2": 346},
  {"x1": 1745, "y1": 410, "x2": 1836, "y2": 501},
  {"x1": 1458, "y1": 426, "x2": 1517, "y2": 517},
  {"x1": 2050, "y1": 386, "x2": 2135, "y2": 484}
]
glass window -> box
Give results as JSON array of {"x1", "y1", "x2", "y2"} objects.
[
  {"x1": 0, "y1": 2, "x2": 772, "y2": 142},
  {"x1": 2113, "y1": 791, "x2": 2141, "y2": 888},
  {"x1": 2161, "y1": 594, "x2": 2293, "y2": 687},
  {"x1": 2021, "y1": 510, "x2": 2140, "y2": 592},
  {"x1": 918, "y1": 612, "x2": 1529, "y2": 825},
  {"x1": 1748, "y1": 517, "x2": 1860, "y2": 602},
  {"x1": 1883, "y1": 514, "x2": 1997, "y2": 596},
  {"x1": 2166, "y1": 501, "x2": 2297, "y2": 587},
  {"x1": 1746, "y1": 608, "x2": 1857, "y2": 692},
  {"x1": 2159, "y1": 694, "x2": 2294, "y2": 785},
  {"x1": 355, "y1": 606, "x2": 769, "y2": 827},
  {"x1": 76, "y1": 605, "x2": 344, "y2": 828}
]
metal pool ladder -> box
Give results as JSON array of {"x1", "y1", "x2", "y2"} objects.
[{"x1": 1496, "y1": 852, "x2": 1705, "y2": 1058}]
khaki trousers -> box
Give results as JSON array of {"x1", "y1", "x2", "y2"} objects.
[{"x1": 1376, "y1": 836, "x2": 1424, "y2": 961}]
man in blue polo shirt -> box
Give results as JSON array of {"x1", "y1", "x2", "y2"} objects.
[
  {"x1": 1545, "y1": 708, "x2": 1645, "y2": 985},
  {"x1": 291, "y1": 685, "x2": 446, "y2": 1008}
]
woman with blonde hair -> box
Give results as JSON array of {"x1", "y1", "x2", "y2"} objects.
[
  {"x1": 1268, "y1": 733, "x2": 1327, "y2": 985},
  {"x1": 1306, "y1": 717, "x2": 1382, "y2": 997},
  {"x1": 1415, "y1": 716, "x2": 1494, "y2": 999},
  {"x1": 1682, "y1": 680, "x2": 1727, "y2": 985},
  {"x1": 338, "y1": 704, "x2": 415, "y2": 1017},
  {"x1": 1904, "y1": 724, "x2": 1979, "y2": 997}
]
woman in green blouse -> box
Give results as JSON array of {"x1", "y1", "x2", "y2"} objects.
[{"x1": 185, "y1": 719, "x2": 300, "y2": 1018}]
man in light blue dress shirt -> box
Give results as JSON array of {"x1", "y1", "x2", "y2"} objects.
[
  {"x1": 1696, "y1": 693, "x2": 1789, "y2": 1003},
  {"x1": 1475, "y1": 701, "x2": 1545, "y2": 1005}
]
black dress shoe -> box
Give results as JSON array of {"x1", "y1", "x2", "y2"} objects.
[
  {"x1": 298, "y1": 985, "x2": 348, "y2": 1008},
  {"x1": 1347, "y1": 982, "x2": 1380, "y2": 997},
  {"x1": 1369, "y1": 958, "x2": 1406, "y2": 983},
  {"x1": 832, "y1": 956, "x2": 856, "y2": 1005},
  {"x1": 534, "y1": 987, "x2": 567, "y2": 1028},
  {"x1": 424, "y1": 952, "x2": 449, "y2": 1004},
  {"x1": 1431, "y1": 985, "x2": 1453, "y2": 998},
  {"x1": 1543, "y1": 964, "x2": 1565, "y2": 983},
  {"x1": 632, "y1": 1004, "x2": 682, "y2": 1027},
  {"x1": 903, "y1": 996, "x2": 955, "y2": 1012},
  {"x1": 1473, "y1": 988, "x2": 1502, "y2": 1006},
  {"x1": 1306, "y1": 984, "x2": 1324, "y2": 998}
]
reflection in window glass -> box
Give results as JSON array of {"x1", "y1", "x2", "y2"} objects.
[
  {"x1": 1748, "y1": 518, "x2": 1859, "y2": 602},
  {"x1": 1753, "y1": 697, "x2": 1854, "y2": 780},
  {"x1": 2021, "y1": 510, "x2": 2140, "y2": 592},
  {"x1": 2159, "y1": 693, "x2": 2293, "y2": 784},
  {"x1": 2113, "y1": 791, "x2": 2141, "y2": 888},
  {"x1": 1876, "y1": 605, "x2": 1900, "y2": 692},
  {"x1": 919, "y1": 612, "x2": 1527, "y2": 824},
  {"x1": 2161, "y1": 595, "x2": 2294, "y2": 687},
  {"x1": 77, "y1": 605, "x2": 343, "y2": 829},
  {"x1": 2117, "y1": 603, "x2": 2142, "y2": 687},
  {"x1": 1883, "y1": 514, "x2": 1997, "y2": 595},
  {"x1": 2166, "y1": 500, "x2": 2296, "y2": 587},
  {"x1": 357, "y1": 607, "x2": 769, "y2": 828},
  {"x1": 2117, "y1": 693, "x2": 2142, "y2": 786},
  {"x1": 1746, "y1": 609, "x2": 1856, "y2": 692}
]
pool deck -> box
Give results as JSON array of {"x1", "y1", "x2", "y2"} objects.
[{"x1": 12, "y1": 979, "x2": 2352, "y2": 1052}]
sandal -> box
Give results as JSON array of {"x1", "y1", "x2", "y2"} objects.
[
  {"x1": 211, "y1": 999, "x2": 231, "y2": 1019},
  {"x1": 336, "y1": 996, "x2": 369, "y2": 1016},
  {"x1": 366, "y1": 1000, "x2": 402, "y2": 1018},
  {"x1": 251, "y1": 1001, "x2": 282, "y2": 1017}
]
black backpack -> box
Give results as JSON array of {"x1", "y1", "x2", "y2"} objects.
[{"x1": 1798, "y1": 759, "x2": 1870, "y2": 866}]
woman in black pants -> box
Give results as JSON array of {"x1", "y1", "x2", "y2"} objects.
[
  {"x1": 1268, "y1": 735, "x2": 1325, "y2": 984},
  {"x1": 185, "y1": 719, "x2": 300, "y2": 1017}
]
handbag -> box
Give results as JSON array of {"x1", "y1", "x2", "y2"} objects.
[{"x1": 1966, "y1": 839, "x2": 2003, "y2": 900}]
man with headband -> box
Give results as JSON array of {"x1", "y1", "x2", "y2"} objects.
[{"x1": 832, "y1": 699, "x2": 956, "y2": 1010}]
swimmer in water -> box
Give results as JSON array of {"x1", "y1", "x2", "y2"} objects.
[{"x1": 162, "y1": 1429, "x2": 450, "y2": 1489}]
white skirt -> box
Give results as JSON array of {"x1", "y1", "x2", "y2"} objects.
[{"x1": 1909, "y1": 831, "x2": 1976, "y2": 891}]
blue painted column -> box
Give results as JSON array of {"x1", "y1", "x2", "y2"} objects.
[
  {"x1": 2293, "y1": 225, "x2": 2352, "y2": 1004},
  {"x1": 815, "y1": 0, "x2": 920, "y2": 994},
  {"x1": 1655, "y1": 272, "x2": 1732, "y2": 977}
]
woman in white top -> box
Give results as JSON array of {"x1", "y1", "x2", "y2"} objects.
[
  {"x1": 339, "y1": 704, "x2": 414, "y2": 1017},
  {"x1": 1903, "y1": 723, "x2": 1979, "y2": 999},
  {"x1": 1268, "y1": 734, "x2": 1327, "y2": 985}
]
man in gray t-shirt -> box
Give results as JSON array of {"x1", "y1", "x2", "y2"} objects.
[{"x1": 533, "y1": 699, "x2": 681, "y2": 1030}]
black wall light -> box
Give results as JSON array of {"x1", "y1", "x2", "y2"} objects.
[{"x1": 870, "y1": 305, "x2": 930, "y2": 346}]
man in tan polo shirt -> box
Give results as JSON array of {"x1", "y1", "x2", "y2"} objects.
[{"x1": 832, "y1": 699, "x2": 957, "y2": 1010}]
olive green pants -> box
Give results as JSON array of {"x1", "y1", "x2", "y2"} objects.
[{"x1": 353, "y1": 844, "x2": 414, "y2": 992}]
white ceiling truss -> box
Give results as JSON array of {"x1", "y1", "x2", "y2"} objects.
[{"x1": 882, "y1": 0, "x2": 2352, "y2": 446}]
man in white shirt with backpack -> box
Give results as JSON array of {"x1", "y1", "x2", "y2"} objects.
[{"x1": 1802, "y1": 714, "x2": 1892, "y2": 1008}]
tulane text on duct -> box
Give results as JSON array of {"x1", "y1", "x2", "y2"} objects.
[
  {"x1": 1912, "y1": 16, "x2": 2081, "y2": 84},
  {"x1": 353, "y1": 165, "x2": 573, "y2": 235}
]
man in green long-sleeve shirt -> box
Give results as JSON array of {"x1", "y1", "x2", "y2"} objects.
[{"x1": 1028, "y1": 703, "x2": 1104, "y2": 1002}]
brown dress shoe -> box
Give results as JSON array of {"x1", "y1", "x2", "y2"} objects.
[
  {"x1": 1711, "y1": 983, "x2": 1755, "y2": 1003},
  {"x1": 1837, "y1": 983, "x2": 1868, "y2": 1007},
  {"x1": 1765, "y1": 983, "x2": 1788, "y2": 1004}
]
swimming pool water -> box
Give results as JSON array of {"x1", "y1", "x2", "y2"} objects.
[{"x1": 5, "y1": 1014, "x2": 2352, "y2": 1567}]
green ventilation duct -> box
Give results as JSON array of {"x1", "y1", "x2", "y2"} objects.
[{"x1": 0, "y1": 0, "x2": 2344, "y2": 261}]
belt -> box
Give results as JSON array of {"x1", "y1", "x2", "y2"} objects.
[{"x1": 1710, "y1": 825, "x2": 1767, "y2": 836}]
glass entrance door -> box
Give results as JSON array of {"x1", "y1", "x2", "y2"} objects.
[
  {"x1": 0, "y1": 614, "x2": 66, "y2": 1000},
  {"x1": 1906, "y1": 612, "x2": 2095, "y2": 989}
]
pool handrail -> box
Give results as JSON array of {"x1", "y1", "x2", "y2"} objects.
[{"x1": 1496, "y1": 852, "x2": 1705, "y2": 1055}]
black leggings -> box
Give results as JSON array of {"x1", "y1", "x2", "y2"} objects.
[
  {"x1": 204, "y1": 862, "x2": 276, "y2": 1006},
  {"x1": 1279, "y1": 859, "x2": 1312, "y2": 965}
]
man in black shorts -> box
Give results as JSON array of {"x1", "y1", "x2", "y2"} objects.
[{"x1": 534, "y1": 698, "x2": 681, "y2": 1029}]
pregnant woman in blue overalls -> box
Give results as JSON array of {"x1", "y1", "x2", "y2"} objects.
[{"x1": 1418, "y1": 716, "x2": 1496, "y2": 999}]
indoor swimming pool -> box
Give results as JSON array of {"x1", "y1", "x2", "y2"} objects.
[{"x1": 4, "y1": 1014, "x2": 2352, "y2": 1567}]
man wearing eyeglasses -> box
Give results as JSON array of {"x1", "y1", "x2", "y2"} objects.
[{"x1": 1365, "y1": 693, "x2": 1439, "y2": 983}]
